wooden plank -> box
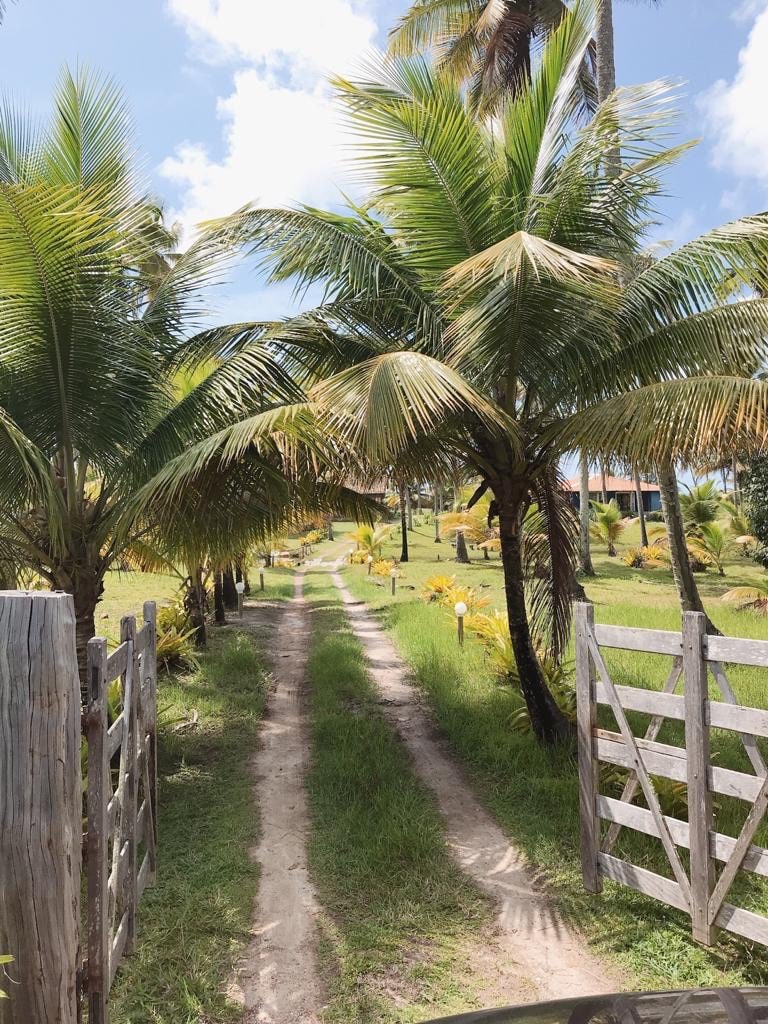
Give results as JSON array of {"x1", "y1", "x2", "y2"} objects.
[
  {"x1": 594, "y1": 623, "x2": 683, "y2": 656},
  {"x1": 137, "y1": 853, "x2": 151, "y2": 899},
  {"x1": 708, "y1": 772, "x2": 768, "y2": 922},
  {"x1": 594, "y1": 680, "x2": 685, "y2": 719},
  {"x1": 684, "y1": 612, "x2": 715, "y2": 945},
  {"x1": 109, "y1": 910, "x2": 130, "y2": 988},
  {"x1": 595, "y1": 732, "x2": 765, "y2": 802},
  {"x1": 602, "y1": 658, "x2": 683, "y2": 855},
  {"x1": 597, "y1": 853, "x2": 688, "y2": 912},
  {"x1": 715, "y1": 901, "x2": 768, "y2": 946},
  {"x1": 707, "y1": 698, "x2": 768, "y2": 741},
  {"x1": 709, "y1": 662, "x2": 767, "y2": 776},
  {"x1": 705, "y1": 634, "x2": 768, "y2": 668},
  {"x1": 597, "y1": 795, "x2": 768, "y2": 878},
  {"x1": 86, "y1": 638, "x2": 109, "y2": 1024},
  {"x1": 575, "y1": 603, "x2": 601, "y2": 893},
  {"x1": 107, "y1": 713, "x2": 125, "y2": 759},
  {"x1": 588, "y1": 634, "x2": 692, "y2": 905},
  {"x1": 106, "y1": 642, "x2": 129, "y2": 682}
]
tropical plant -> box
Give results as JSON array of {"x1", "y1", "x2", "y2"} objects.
[
  {"x1": 372, "y1": 557, "x2": 402, "y2": 577},
  {"x1": 350, "y1": 522, "x2": 394, "y2": 558},
  {"x1": 439, "y1": 584, "x2": 490, "y2": 613},
  {"x1": 0, "y1": 70, "x2": 372, "y2": 677},
  {"x1": 679, "y1": 479, "x2": 722, "y2": 532},
  {"x1": 421, "y1": 573, "x2": 457, "y2": 601},
  {"x1": 687, "y1": 522, "x2": 733, "y2": 576},
  {"x1": 439, "y1": 509, "x2": 487, "y2": 563},
  {"x1": 722, "y1": 578, "x2": 768, "y2": 615},
  {"x1": 217, "y1": 9, "x2": 768, "y2": 741},
  {"x1": 589, "y1": 499, "x2": 624, "y2": 556},
  {"x1": 622, "y1": 543, "x2": 666, "y2": 569}
]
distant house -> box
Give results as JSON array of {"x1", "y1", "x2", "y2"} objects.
[
  {"x1": 564, "y1": 475, "x2": 661, "y2": 514},
  {"x1": 347, "y1": 476, "x2": 388, "y2": 502}
]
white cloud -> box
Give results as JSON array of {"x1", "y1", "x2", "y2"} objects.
[
  {"x1": 162, "y1": 0, "x2": 379, "y2": 236},
  {"x1": 700, "y1": 2, "x2": 768, "y2": 188}
]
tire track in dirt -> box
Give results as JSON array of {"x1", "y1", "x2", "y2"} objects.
[
  {"x1": 229, "y1": 573, "x2": 322, "y2": 1024},
  {"x1": 330, "y1": 570, "x2": 623, "y2": 1007}
]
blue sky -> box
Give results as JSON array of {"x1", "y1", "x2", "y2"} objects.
[{"x1": 2, "y1": 0, "x2": 768, "y2": 323}]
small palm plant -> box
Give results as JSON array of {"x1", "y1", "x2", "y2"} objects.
[
  {"x1": 688, "y1": 522, "x2": 733, "y2": 576},
  {"x1": 438, "y1": 510, "x2": 487, "y2": 563},
  {"x1": 723, "y1": 578, "x2": 768, "y2": 615},
  {"x1": 590, "y1": 500, "x2": 624, "y2": 557},
  {"x1": 680, "y1": 480, "x2": 722, "y2": 534},
  {"x1": 349, "y1": 523, "x2": 394, "y2": 559}
]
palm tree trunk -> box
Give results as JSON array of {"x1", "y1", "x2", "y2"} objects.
[
  {"x1": 71, "y1": 567, "x2": 105, "y2": 688},
  {"x1": 596, "y1": 0, "x2": 617, "y2": 102},
  {"x1": 496, "y1": 481, "x2": 571, "y2": 744},
  {"x1": 214, "y1": 571, "x2": 226, "y2": 625},
  {"x1": 434, "y1": 480, "x2": 442, "y2": 542},
  {"x1": 732, "y1": 454, "x2": 741, "y2": 509},
  {"x1": 327, "y1": 516, "x2": 334, "y2": 541},
  {"x1": 399, "y1": 482, "x2": 409, "y2": 563},
  {"x1": 222, "y1": 566, "x2": 238, "y2": 610},
  {"x1": 455, "y1": 530, "x2": 471, "y2": 564},
  {"x1": 657, "y1": 462, "x2": 719, "y2": 633},
  {"x1": 600, "y1": 461, "x2": 609, "y2": 504},
  {"x1": 634, "y1": 467, "x2": 649, "y2": 547},
  {"x1": 406, "y1": 487, "x2": 414, "y2": 531},
  {"x1": 578, "y1": 453, "x2": 595, "y2": 575},
  {"x1": 185, "y1": 566, "x2": 208, "y2": 648}
]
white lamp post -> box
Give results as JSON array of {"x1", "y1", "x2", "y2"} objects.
[
  {"x1": 348, "y1": 547, "x2": 355, "y2": 565},
  {"x1": 454, "y1": 600, "x2": 468, "y2": 646},
  {"x1": 236, "y1": 579, "x2": 246, "y2": 618},
  {"x1": 390, "y1": 566, "x2": 398, "y2": 596},
  {"x1": 367, "y1": 554, "x2": 374, "y2": 576},
  {"x1": 259, "y1": 567, "x2": 265, "y2": 592}
]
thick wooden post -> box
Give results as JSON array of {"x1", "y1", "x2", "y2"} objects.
[
  {"x1": 143, "y1": 601, "x2": 159, "y2": 866},
  {"x1": 575, "y1": 602, "x2": 602, "y2": 893},
  {"x1": 86, "y1": 637, "x2": 109, "y2": 1024},
  {"x1": 121, "y1": 615, "x2": 139, "y2": 954},
  {"x1": 684, "y1": 611, "x2": 714, "y2": 945},
  {"x1": 0, "y1": 592, "x2": 81, "y2": 1024}
]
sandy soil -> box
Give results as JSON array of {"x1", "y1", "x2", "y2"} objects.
[
  {"x1": 330, "y1": 570, "x2": 624, "y2": 1008},
  {"x1": 228, "y1": 574, "x2": 323, "y2": 1024}
]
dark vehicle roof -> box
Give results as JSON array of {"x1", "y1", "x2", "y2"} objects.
[{"x1": 421, "y1": 989, "x2": 768, "y2": 1024}]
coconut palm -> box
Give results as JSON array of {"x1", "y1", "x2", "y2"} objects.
[
  {"x1": 687, "y1": 522, "x2": 733, "y2": 577},
  {"x1": 215, "y1": 9, "x2": 768, "y2": 741},
  {"x1": 439, "y1": 509, "x2": 487, "y2": 563},
  {"x1": 589, "y1": 499, "x2": 624, "y2": 556},
  {"x1": 0, "y1": 69, "x2": 371, "y2": 676},
  {"x1": 389, "y1": 0, "x2": 593, "y2": 112},
  {"x1": 680, "y1": 479, "x2": 722, "y2": 532}
]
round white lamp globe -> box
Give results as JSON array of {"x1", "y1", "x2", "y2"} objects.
[
  {"x1": 235, "y1": 581, "x2": 246, "y2": 594},
  {"x1": 454, "y1": 601, "x2": 468, "y2": 618}
]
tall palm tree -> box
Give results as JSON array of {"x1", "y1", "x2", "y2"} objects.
[
  {"x1": 215, "y1": 10, "x2": 768, "y2": 741},
  {"x1": 0, "y1": 69, "x2": 370, "y2": 675}
]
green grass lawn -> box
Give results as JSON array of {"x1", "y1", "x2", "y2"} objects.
[
  {"x1": 109, "y1": 626, "x2": 269, "y2": 1024},
  {"x1": 302, "y1": 570, "x2": 489, "y2": 1023},
  {"x1": 331, "y1": 518, "x2": 768, "y2": 989}
]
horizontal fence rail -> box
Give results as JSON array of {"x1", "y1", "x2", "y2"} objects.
[
  {"x1": 84, "y1": 602, "x2": 157, "y2": 1023},
  {"x1": 576, "y1": 602, "x2": 768, "y2": 948}
]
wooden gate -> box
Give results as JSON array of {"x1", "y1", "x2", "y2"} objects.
[
  {"x1": 576, "y1": 601, "x2": 768, "y2": 947},
  {"x1": 84, "y1": 602, "x2": 158, "y2": 1022}
]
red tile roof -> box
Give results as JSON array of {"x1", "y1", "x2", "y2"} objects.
[{"x1": 564, "y1": 475, "x2": 659, "y2": 493}]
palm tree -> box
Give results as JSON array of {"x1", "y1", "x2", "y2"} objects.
[
  {"x1": 0, "y1": 69, "x2": 371, "y2": 676},
  {"x1": 589, "y1": 500, "x2": 624, "y2": 556},
  {"x1": 389, "y1": 0, "x2": 594, "y2": 112},
  {"x1": 350, "y1": 523, "x2": 394, "y2": 558},
  {"x1": 217, "y1": 10, "x2": 768, "y2": 742},
  {"x1": 723, "y1": 578, "x2": 768, "y2": 615}
]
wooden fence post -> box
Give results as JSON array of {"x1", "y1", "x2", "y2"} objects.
[
  {"x1": 86, "y1": 637, "x2": 109, "y2": 1024},
  {"x1": 683, "y1": 611, "x2": 715, "y2": 945},
  {"x1": 143, "y1": 601, "x2": 159, "y2": 867},
  {"x1": 0, "y1": 592, "x2": 81, "y2": 1024},
  {"x1": 576, "y1": 602, "x2": 602, "y2": 893},
  {"x1": 121, "y1": 615, "x2": 139, "y2": 955}
]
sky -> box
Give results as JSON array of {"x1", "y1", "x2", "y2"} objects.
[{"x1": 2, "y1": 0, "x2": 768, "y2": 324}]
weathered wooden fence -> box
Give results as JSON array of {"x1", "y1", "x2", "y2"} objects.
[
  {"x1": 577, "y1": 601, "x2": 768, "y2": 947},
  {"x1": 0, "y1": 592, "x2": 158, "y2": 1024},
  {"x1": 84, "y1": 602, "x2": 158, "y2": 1022}
]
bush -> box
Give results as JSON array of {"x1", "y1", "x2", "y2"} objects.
[
  {"x1": 372, "y1": 558, "x2": 404, "y2": 577},
  {"x1": 744, "y1": 455, "x2": 768, "y2": 547},
  {"x1": 622, "y1": 544, "x2": 667, "y2": 569},
  {"x1": 420, "y1": 573, "x2": 457, "y2": 601},
  {"x1": 645, "y1": 510, "x2": 665, "y2": 522}
]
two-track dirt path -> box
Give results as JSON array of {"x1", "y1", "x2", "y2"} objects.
[
  {"x1": 229, "y1": 573, "x2": 322, "y2": 1024},
  {"x1": 329, "y1": 569, "x2": 622, "y2": 1006}
]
